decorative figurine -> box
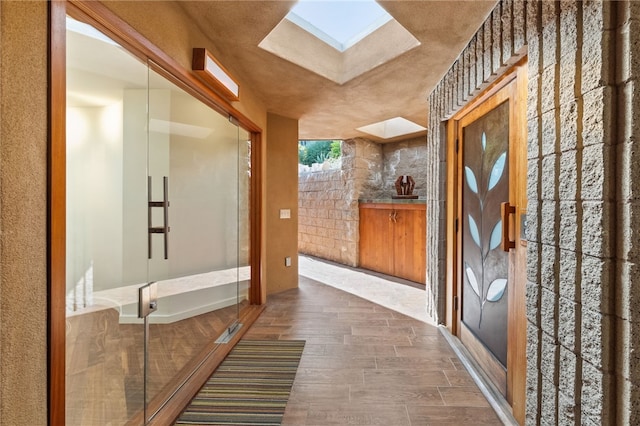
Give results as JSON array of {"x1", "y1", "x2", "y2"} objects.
[{"x1": 393, "y1": 175, "x2": 418, "y2": 199}]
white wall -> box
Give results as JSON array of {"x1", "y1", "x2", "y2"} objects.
[
  {"x1": 66, "y1": 103, "x2": 124, "y2": 307},
  {"x1": 67, "y1": 78, "x2": 251, "y2": 315}
]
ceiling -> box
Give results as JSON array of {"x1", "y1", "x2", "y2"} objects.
[{"x1": 178, "y1": 1, "x2": 497, "y2": 142}]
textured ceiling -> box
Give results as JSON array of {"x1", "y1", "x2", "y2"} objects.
[{"x1": 178, "y1": 1, "x2": 497, "y2": 142}]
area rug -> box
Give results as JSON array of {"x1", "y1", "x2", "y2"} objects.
[{"x1": 175, "y1": 339, "x2": 305, "y2": 425}]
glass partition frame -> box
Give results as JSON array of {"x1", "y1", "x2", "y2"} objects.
[{"x1": 51, "y1": 2, "x2": 263, "y2": 424}]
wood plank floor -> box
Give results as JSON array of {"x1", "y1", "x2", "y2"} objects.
[{"x1": 244, "y1": 277, "x2": 503, "y2": 426}]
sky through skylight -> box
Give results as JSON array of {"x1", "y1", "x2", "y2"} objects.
[{"x1": 286, "y1": 0, "x2": 392, "y2": 52}]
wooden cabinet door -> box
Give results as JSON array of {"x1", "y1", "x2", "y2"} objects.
[
  {"x1": 393, "y1": 207, "x2": 426, "y2": 283},
  {"x1": 359, "y1": 206, "x2": 394, "y2": 276}
]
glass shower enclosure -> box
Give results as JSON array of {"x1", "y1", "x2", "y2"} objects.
[{"x1": 65, "y1": 16, "x2": 251, "y2": 424}]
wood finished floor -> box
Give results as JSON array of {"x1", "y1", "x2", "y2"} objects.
[{"x1": 244, "y1": 277, "x2": 503, "y2": 426}]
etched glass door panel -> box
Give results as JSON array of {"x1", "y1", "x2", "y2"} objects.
[{"x1": 461, "y1": 101, "x2": 509, "y2": 366}]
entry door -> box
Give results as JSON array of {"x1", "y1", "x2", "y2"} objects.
[{"x1": 455, "y1": 64, "x2": 527, "y2": 423}]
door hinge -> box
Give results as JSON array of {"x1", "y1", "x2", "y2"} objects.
[
  {"x1": 455, "y1": 218, "x2": 459, "y2": 233},
  {"x1": 455, "y1": 138, "x2": 459, "y2": 153},
  {"x1": 454, "y1": 296, "x2": 459, "y2": 311}
]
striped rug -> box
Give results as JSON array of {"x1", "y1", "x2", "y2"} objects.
[{"x1": 175, "y1": 339, "x2": 305, "y2": 425}]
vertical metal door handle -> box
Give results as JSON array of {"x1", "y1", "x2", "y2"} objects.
[
  {"x1": 500, "y1": 201, "x2": 516, "y2": 251},
  {"x1": 162, "y1": 176, "x2": 169, "y2": 259},
  {"x1": 148, "y1": 176, "x2": 170, "y2": 259}
]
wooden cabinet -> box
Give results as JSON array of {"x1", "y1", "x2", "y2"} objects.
[{"x1": 359, "y1": 202, "x2": 426, "y2": 284}]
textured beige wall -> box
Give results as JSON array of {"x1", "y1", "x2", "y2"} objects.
[
  {"x1": 0, "y1": 1, "x2": 48, "y2": 424},
  {"x1": 101, "y1": 1, "x2": 267, "y2": 131},
  {"x1": 265, "y1": 113, "x2": 299, "y2": 295}
]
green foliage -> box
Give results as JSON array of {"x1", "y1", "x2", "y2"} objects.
[
  {"x1": 298, "y1": 144, "x2": 307, "y2": 164},
  {"x1": 330, "y1": 140, "x2": 341, "y2": 158},
  {"x1": 315, "y1": 151, "x2": 331, "y2": 164},
  {"x1": 298, "y1": 140, "x2": 341, "y2": 166}
]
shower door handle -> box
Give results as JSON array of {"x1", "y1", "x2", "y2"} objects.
[{"x1": 148, "y1": 176, "x2": 170, "y2": 259}]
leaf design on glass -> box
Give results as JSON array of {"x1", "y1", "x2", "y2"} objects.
[
  {"x1": 465, "y1": 166, "x2": 478, "y2": 194},
  {"x1": 489, "y1": 220, "x2": 502, "y2": 251},
  {"x1": 482, "y1": 132, "x2": 487, "y2": 151},
  {"x1": 468, "y1": 214, "x2": 481, "y2": 247},
  {"x1": 486, "y1": 278, "x2": 507, "y2": 302},
  {"x1": 465, "y1": 262, "x2": 480, "y2": 297},
  {"x1": 487, "y1": 152, "x2": 506, "y2": 191}
]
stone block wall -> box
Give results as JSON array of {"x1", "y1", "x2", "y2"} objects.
[
  {"x1": 298, "y1": 136, "x2": 427, "y2": 266},
  {"x1": 381, "y1": 136, "x2": 428, "y2": 197},
  {"x1": 613, "y1": 2, "x2": 640, "y2": 424},
  {"x1": 298, "y1": 138, "x2": 382, "y2": 266},
  {"x1": 427, "y1": 0, "x2": 639, "y2": 424}
]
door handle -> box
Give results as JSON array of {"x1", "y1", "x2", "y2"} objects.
[
  {"x1": 388, "y1": 210, "x2": 397, "y2": 223},
  {"x1": 148, "y1": 176, "x2": 170, "y2": 259},
  {"x1": 500, "y1": 202, "x2": 516, "y2": 251}
]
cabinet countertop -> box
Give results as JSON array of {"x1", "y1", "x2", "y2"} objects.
[{"x1": 359, "y1": 198, "x2": 426, "y2": 205}]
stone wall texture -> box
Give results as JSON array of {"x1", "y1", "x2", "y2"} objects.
[
  {"x1": 298, "y1": 138, "x2": 382, "y2": 266},
  {"x1": 427, "y1": 0, "x2": 639, "y2": 424},
  {"x1": 381, "y1": 136, "x2": 428, "y2": 197},
  {"x1": 298, "y1": 136, "x2": 427, "y2": 266}
]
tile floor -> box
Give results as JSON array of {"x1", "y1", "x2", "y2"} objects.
[{"x1": 243, "y1": 256, "x2": 503, "y2": 425}]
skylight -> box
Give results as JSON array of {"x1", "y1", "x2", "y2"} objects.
[
  {"x1": 286, "y1": 0, "x2": 393, "y2": 52},
  {"x1": 258, "y1": 0, "x2": 420, "y2": 85},
  {"x1": 357, "y1": 117, "x2": 427, "y2": 140}
]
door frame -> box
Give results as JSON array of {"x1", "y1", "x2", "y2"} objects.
[
  {"x1": 445, "y1": 59, "x2": 527, "y2": 423},
  {"x1": 48, "y1": 1, "x2": 264, "y2": 424}
]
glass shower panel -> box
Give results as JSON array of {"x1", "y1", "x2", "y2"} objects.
[
  {"x1": 65, "y1": 16, "x2": 149, "y2": 425},
  {"x1": 66, "y1": 16, "x2": 252, "y2": 425},
  {"x1": 145, "y1": 68, "x2": 247, "y2": 417}
]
